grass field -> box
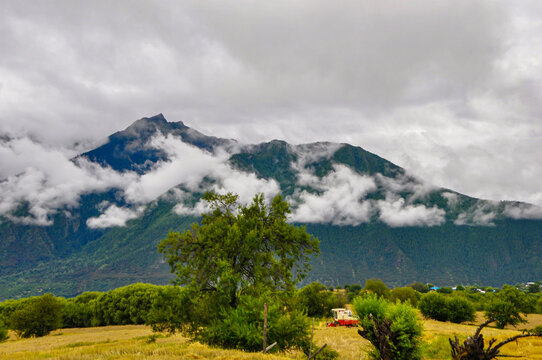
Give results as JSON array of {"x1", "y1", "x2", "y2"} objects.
[{"x1": 1, "y1": 313, "x2": 541, "y2": 359}]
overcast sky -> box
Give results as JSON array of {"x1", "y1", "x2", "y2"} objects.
[{"x1": 2, "y1": 1, "x2": 542, "y2": 207}]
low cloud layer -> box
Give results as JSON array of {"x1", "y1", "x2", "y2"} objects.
[
  {"x1": 1, "y1": 2, "x2": 542, "y2": 211},
  {"x1": 1, "y1": 130, "x2": 541, "y2": 228},
  {"x1": 0, "y1": 137, "x2": 136, "y2": 225}
]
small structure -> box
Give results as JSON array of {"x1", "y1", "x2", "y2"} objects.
[{"x1": 327, "y1": 308, "x2": 359, "y2": 327}]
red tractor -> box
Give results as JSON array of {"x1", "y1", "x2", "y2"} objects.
[{"x1": 327, "y1": 308, "x2": 359, "y2": 327}]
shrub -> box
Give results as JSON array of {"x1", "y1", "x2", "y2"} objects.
[
  {"x1": 9, "y1": 294, "x2": 64, "y2": 338},
  {"x1": 198, "y1": 295, "x2": 310, "y2": 352},
  {"x1": 419, "y1": 293, "x2": 475, "y2": 323},
  {"x1": 0, "y1": 319, "x2": 8, "y2": 342},
  {"x1": 446, "y1": 297, "x2": 475, "y2": 323},
  {"x1": 146, "y1": 286, "x2": 195, "y2": 333},
  {"x1": 62, "y1": 301, "x2": 94, "y2": 328},
  {"x1": 437, "y1": 287, "x2": 453, "y2": 294},
  {"x1": 0, "y1": 297, "x2": 34, "y2": 328},
  {"x1": 93, "y1": 283, "x2": 162, "y2": 326},
  {"x1": 353, "y1": 294, "x2": 423, "y2": 360},
  {"x1": 419, "y1": 292, "x2": 448, "y2": 322}
]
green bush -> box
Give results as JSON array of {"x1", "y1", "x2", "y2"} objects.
[
  {"x1": 446, "y1": 297, "x2": 475, "y2": 323},
  {"x1": 0, "y1": 297, "x2": 34, "y2": 328},
  {"x1": 93, "y1": 283, "x2": 162, "y2": 326},
  {"x1": 198, "y1": 295, "x2": 310, "y2": 352},
  {"x1": 418, "y1": 293, "x2": 474, "y2": 323},
  {"x1": 437, "y1": 287, "x2": 453, "y2": 294},
  {"x1": 9, "y1": 294, "x2": 64, "y2": 338},
  {"x1": 419, "y1": 292, "x2": 448, "y2": 322},
  {"x1": 390, "y1": 287, "x2": 419, "y2": 306},
  {"x1": 353, "y1": 294, "x2": 423, "y2": 360},
  {"x1": 0, "y1": 319, "x2": 8, "y2": 342},
  {"x1": 146, "y1": 286, "x2": 195, "y2": 333},
  {"x1": 62, "y1": 301, "x2": 94, "y2": 328},
  {"x1": 363, "y1": 279, "x2": 390, "y2": 299}
]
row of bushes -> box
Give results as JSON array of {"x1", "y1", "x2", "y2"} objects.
[
  {"x1": 357, "y1": 280, "x2": 542, "y2": 327},
  {"x1": 0, "y1": 282, "x2": 346, "y2": 341},
  {"x1": 1, "y1": 280, "x2": 539, "y2": 341}
]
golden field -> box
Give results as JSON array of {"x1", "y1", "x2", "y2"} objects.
[{"x1": 0, "y1": 313, "x2": 541, "y2": 359}]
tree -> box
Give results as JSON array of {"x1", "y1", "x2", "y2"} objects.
[
  {"x1": 155, "y1": 192, "x2": 320, "y2": 353},
  {"x1": 389, "y1": 287, "x2": 418, "y2": 306},
  {"x1": 9, "y1": 294, "x2": 64, "y2": 338},
  {"x1": 363, "y1": 279, "x2": 390, "y2": 299},
  {"x1": 158, "y1": 191, "x2": 319, "y2": 311},
  {"x1": 407, "y1": 281, "x2": 429, "y2": 293},
  {"x1": 485, "y1": 284, "x2": 536, "y2": 328}
]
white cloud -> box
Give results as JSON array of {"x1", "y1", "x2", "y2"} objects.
[
  {"x1": 123, "y1": 134, "x2": 228, "y2": 203},
  {"x1": 376, "y1": 173, "x2": 438, "y2": 202},
  {"x1": 377, "y1": 197, "x2": 446, "y2": 227},
  {"x1": 442, "y1": 192, "x2": 460, "y2": 206},
  {"x1": 0, "y1": 138, "x2": 137, "y2": 225},
  {"x1": 86, "y1": 204, "x2": 144, "y2": 228},
  {"x1": 290, "y1": 165, "x2": 376, "y2": 226},
  {"x1": 503, "y1": 203, "x2": 542, "y2": 220},
  {"x1": 454, "y1": 201, "x2": 498, "y2": 226},
  {"x1": 1, "y1": 1, "x2": 542, "y2": 212}
]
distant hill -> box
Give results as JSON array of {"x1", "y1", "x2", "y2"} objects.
[{"x1": 1, "y1": 114, "x2": 541, "y2": 299}]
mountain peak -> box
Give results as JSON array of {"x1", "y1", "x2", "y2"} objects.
[{"x1": 80, "y1": 114, "x2": 232, "y2": 173}]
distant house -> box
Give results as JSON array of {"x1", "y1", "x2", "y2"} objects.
[{"x1": 430, "y1": 286, "x2": 439, "y2": 291}]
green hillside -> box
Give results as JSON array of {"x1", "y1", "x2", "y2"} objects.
[{"x1": 1, "y1": 115, "x2": 541, "y2": 299}]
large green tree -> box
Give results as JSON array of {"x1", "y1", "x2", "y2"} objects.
[{"x1": 158, "y1": 192, "x2": 319, "y2": 309}]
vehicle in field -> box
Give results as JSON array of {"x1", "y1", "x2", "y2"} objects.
[{"x1": 327, "y1": 308, "x2": 359, "y2": 327}]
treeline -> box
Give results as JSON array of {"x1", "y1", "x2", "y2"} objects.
[
  {"x1": 0, "y1": 282, "x2": 347, "y2": 340},
  {"x1": 1, "y1": 280, "x2": 540, "y2": 340}
]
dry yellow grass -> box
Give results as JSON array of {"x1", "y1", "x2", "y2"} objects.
[
  {"x1": 1, "y1": 315, "x2": 542, "y2": 359},
  {"x1": 472, "y1": 311, "x2": 542, "y2": 329},
  {"x1": 423, "y1": 314, "x2": 542, "y2": 359},
  {"x1": 0, "y1": 325, "x2": 297, "y2": 360}
]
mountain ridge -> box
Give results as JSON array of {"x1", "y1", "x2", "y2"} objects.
[{"x1": 0, "y1": 114, "x2": 541, "y2": 299}]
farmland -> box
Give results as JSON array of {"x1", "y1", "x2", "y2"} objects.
[{"x1": 1, "y1": 313, "x2": 541, "y2": 359}]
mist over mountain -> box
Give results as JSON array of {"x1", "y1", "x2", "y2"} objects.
[{"x1": 1, "y1": 114, "x2": 541, "y2": 299}]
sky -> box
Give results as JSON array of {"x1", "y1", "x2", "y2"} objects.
[{"x1": 2, "y1": 0, "x2": 542, "y2": 211}]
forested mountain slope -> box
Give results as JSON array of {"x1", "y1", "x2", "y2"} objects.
[{"x1": 1, "y1": 114, "x2": 540, "y2": 299}]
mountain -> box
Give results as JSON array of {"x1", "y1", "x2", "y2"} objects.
[{"x1": 0, "y1": 114, "x2": 541, "y2": 299}]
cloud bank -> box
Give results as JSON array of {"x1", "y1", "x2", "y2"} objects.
[{"x1": 1, "y1": 2, "x2": 542, "y2": 212}]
